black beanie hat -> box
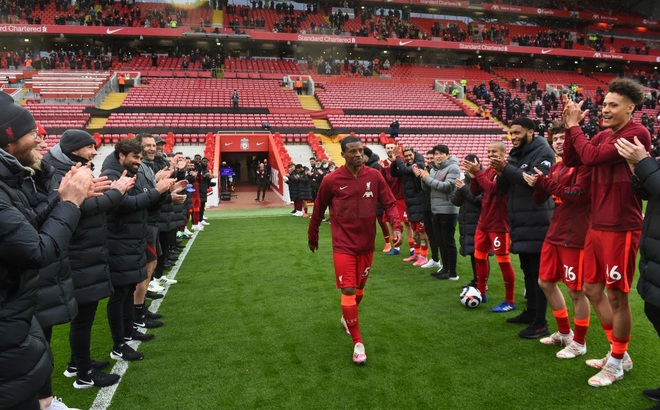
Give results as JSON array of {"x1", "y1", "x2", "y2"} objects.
[
  {"x1": 60, "y1": 129, "x2": 97, "y2": 154},
  {"x1": 0, "y1": 92, "x2": 37, "y2": 147}
]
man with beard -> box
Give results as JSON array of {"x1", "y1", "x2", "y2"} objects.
[
  {"x1": 489, "y1": 117, "x2": 555, "y2": 338},
  {"x1": 132, "y1": 134, "x2": 187, "y2": 333},
  {"x1": 0, "y1": 93, "x2": 92, "y2": 409},
  {"x1": 391, "y1": 146, "x2": 426, "y2": 264},
  {"x1": 101, "y1": 138, "x2": 176, "y2": 362}
]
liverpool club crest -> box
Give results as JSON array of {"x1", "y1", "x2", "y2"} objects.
[{"x1": 240, "y1": 138, "x2": 250, "y2": 150}]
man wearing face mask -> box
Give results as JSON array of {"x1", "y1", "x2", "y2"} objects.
[{"x1": 43, "y1": 130, "x2": 135, "y2": 390}]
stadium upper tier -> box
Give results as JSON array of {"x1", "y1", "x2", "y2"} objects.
[
  {"x1": 327, "y1": 115, "x2": 504, "y2": 131},
  {"x1": 3, "y1": 1, "x2": 211, "y2": 27},
  {"x1": 26, "y1": 103, "x2": 92, "y2": 129},
  {"x1": 104, "y1": 113, "x2": 315, "y2": 128},
  {"x1": 316, "y1": 82, "x2": 464, "y2": 110},
  {"x1": 491, "y1": 68, "x2": 608, "y2": 90},
  {"x1": 121, "y1": 78, "x2": 301, "y2": 108}
]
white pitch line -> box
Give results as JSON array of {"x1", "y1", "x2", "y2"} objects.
[{"x1": 90, "y1": 231, "x2": 199, "y2": 410}]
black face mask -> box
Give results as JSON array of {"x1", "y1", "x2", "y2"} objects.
[{"x1": 66, "y1": 152, "x2": 93, "y2": 170}]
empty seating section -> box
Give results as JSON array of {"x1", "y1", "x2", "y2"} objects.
[
  {"x1": 316, "y1": 82, "x2": 462, "y2": 110},
  {"x1": 26, "y1": 71, "x2": 109, "y2": 99},
  {"x1": 123, "y1": 56, "x2": 204, "y2": 71},
  {"x1": 0, "y1": 71, "x2": 24, "y2": 85},
  {"x1": 224, "y1": 58, "x2": 301, "y2": 75},
  {"x1": 25, "y1": 104, "x2": 91, "y2": 129},
  {"x1": 380, "y1": 65, "x2": 498, "y2": 84},
  {"x1": 121, "y1": 78, "x2": 301, "y2": 108},
  {"x1": 328, "y1": 115, "x2": 503, "y2": 131},
  {"x1": 104, "y1": 113, "x2": 314, "y2": 128}
]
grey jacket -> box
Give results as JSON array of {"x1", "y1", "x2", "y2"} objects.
[{"x1": 422, "y1": 155, "x2": 461, "y2": 215}]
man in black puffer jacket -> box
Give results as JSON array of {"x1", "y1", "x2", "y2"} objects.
[
  {"x1": 489, "y1": 117, "x2": 555, "y2": 339},
  {"x1": 451, "y1": 154, "x2": 484, "y2": 287},
  {"x1": 43, "y1": 130, "x2": 135, "y2": 389},
  {"x1": 0, "y1": 94, "x2": 92, "y2": 410},
  {"x1": 616, "y1": 136, "x2": 660, "y2": 403},
  {"x1": 391, "y1": 145, "x2": 426, "y2": 262},
  {"x1": 101, "y1": 138, "x2": 175, "y2": 362}
]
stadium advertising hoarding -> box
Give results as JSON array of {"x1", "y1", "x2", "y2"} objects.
[
  {"x1": 0, "y1": 24, "x2": 186, "y2": 37},
  {"x1": 247, "y1": 31, "x2": 660, "y2": 64},
  {"x1": 2, "y1": 23, "x2": 657, "y2": 63},
  {"x1": 481, "y1": 3, "x2": 658, "y2": 26}
]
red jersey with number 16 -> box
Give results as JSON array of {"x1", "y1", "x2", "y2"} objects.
[{"x1": 309, "y1": 165, "x2": 402, "y2": 255}]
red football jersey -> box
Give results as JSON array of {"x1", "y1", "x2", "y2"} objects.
[
  {"x1": 309, "y1": 165, "x2": 402, "y2": 255},
  {"x1": 471, "y1": 167, "x2": 509, "y2": 233}
]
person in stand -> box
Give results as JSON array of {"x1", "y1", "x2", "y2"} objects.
[
  {"x1": 117, "y1": 73, "x2": 126, "y2": 93},
  {"x1": 308, "y1": 136, "x2": 402, "y2": 365},
  {"x1": 562, "y1": 78, "x2": 650, "y2": 387},
  {"x1": 231, "y1": 89, "x2": 239, "y2": 108},
  {"x1": 522, "y1": 121, "x2": 593, "y2": 360},
  {"x1": 389, "y1": 118, "x2": 400, "y2": 140}
]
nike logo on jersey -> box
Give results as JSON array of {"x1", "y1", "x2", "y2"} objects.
[{"x1": 340, "y1": 186, "x2": 348, "y2": 190}]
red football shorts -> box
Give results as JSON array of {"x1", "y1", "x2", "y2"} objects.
[
  {"x1": 382, "y1": 198, "x2": 407, "y2": 224},
  {"x1": 583, "y1": 228, "x2": 640, "y2": 293},
  {"x1": 474, "y1": 229, "x2": 509, "y2": 258},
  {"x1": 539, "y1": 241, "x2": 584, "y2": 291},
  {"x1": 410, "y1": 221, "x2": 425, "y2": 233},
  {"x1": 332, "y1": 252, "x2": 374, "y2": 289}
]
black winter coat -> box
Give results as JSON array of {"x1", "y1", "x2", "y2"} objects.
[
  {"x1": 451, "y1": 176, "x2": 483, "y2": 256},
  {"x1": 632, "y1": 157, "x2": 660, "y2": 310},
  {"x1": 501, "y1": 136, "x2": 555, "y2": 254},
  {"x1": 391, "y1": 153, "x2": 426, "y2": 222},
  {"x1": 44, "y1": 146, "x2": 121, "y2": 304},
  {"x1": 24, "y1": 158, "x2": 78, "y2": 328},
  {"x1": 101, "y1": 154, "x2": 163, "y2": 286},
  {"x1": 0, "y1": 149, "x2": 80, "y2": 408}
]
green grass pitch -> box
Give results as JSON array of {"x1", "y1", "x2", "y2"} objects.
[{"x1": 47, "y1": 208, "x2": 660, "y2": 409}]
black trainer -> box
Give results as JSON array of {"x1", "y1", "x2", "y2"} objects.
[
  {"x1": 519, "y1": 321, "x2": 550, "y2": 339},
  {"x1": 63, "y1": 360, "x2": 110, "y2": 378},
  {"x1": 431, "y1": 268, "x2": 447, "y2": 278},
  {"x1": 128, "y1": 330, "x2": 155, "y2": 342},
  {"x1": 145, "y1": 310, "x2": 162, "y2": 320},
  {"x1": 73, "y1": 368, "x2": 121, "y2": 389},
  {"x1": 643, "y1": 386, "x2": 660, "y2": 402},
  {"x1": 110, "y1": 344, "x2": 144, "y2": 361},
  {"x1": 145, "y1": 290, "x2": 164, "y2": 300},
  {"x1": 435, "y1": 271, "x2": 459, "y2": 281},
  {"x1": 134, "y1": 317, "x2": 164, "y2": 329},
  {"x1": 506, "y1": 310, "x2": 534, "y2": 325}
]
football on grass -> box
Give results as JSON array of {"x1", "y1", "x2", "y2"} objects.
[{"x1": 460, "y1": 286, "x2": 482, "y2": 308}]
